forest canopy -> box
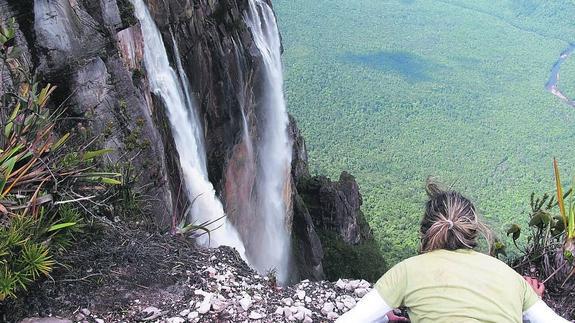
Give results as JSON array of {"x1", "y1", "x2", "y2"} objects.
[{"x1": 275, "y1": 0, "x2": 575, "y2": 265}]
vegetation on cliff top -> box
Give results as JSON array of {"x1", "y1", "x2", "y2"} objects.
[{"x1": 0, "y1": 17, "x2": 121, "y2": 300}]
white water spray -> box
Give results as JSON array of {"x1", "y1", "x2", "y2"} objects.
[
  {"x1": 130, "y1": 0, "x2": 246, "y2": 257},
  {"x1": 245, "y1": 0, "x2": 293, "y2": 283}
]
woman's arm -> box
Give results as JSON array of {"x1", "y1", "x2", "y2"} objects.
[
  {"x1": 335, "y1": 290, "x2": 393, "y2": 323},
  {"x1": 522, "y1": 300, "x2": 570, "y2": 323},
  {"x1": 522, "y1": 277, "x2": 570, "y2": 323}
]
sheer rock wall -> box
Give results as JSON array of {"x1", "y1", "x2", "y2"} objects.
[{"x1": 0, "y1": 0, "x2": 374, "y2": 281}]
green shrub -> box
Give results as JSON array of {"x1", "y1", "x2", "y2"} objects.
[
  {"x1": 319, "y1": 230, "x2": 387, "y2": 282},
  {"x1": 0, "y1": 18, "x2": 120, "y2": 299},
  {"x1": 507, "y1": 159, "x2": 575, "y2": 289}
]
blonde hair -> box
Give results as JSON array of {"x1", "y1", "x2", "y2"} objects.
[{"x1": 420, "y1": 180, "x2": 492, "y2": 253}]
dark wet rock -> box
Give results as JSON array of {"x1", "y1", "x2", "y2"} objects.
[
  {"x1": 300, "y1": 172, "x2": 370, "y2": 245},
  {"x1": 292, "y1": 192, "x2": 325, "y2": 281},
  {"x1": 69, "y1": 57, "x2": 110, "y2": 116},
  {"x1": 100, "y1": 0, "x2": 123, "y2": 29}
]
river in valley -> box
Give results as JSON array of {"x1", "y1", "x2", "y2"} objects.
[{"x1": 546, "y1": 44, "x2": 575, "y2": 108}]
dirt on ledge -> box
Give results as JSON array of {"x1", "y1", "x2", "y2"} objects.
[{"x1": 1, "y1": 218, "x2": 574, "y2": 322}]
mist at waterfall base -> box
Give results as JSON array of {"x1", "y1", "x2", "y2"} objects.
[
  {"x1": 130, "y1": 0, "x2": 246, "y2": 257},
  {"x1": 131, "y1": 0, "x2": 294, "y2": 283}
]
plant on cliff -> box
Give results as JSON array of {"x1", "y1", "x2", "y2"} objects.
[
  {"x1": 553, "y1": 158, "x2": 575, "y2": 259},
  {"x1": 508, "y1": 159, "x2": 575, "y2": 291},
  {"x1": 0, "y1": 20, "x2": 120, "y2": 300}
]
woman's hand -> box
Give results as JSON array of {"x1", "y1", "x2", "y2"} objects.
[
  {"x1": 523, "y1": 276, "x2": 545, "y2": 298},
  {"x1": 387, "y1": 309, "x2": 410, "y2": 322}
]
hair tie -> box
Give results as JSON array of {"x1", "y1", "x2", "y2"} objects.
[{"x1": 446, "y1": 220, "x2": 454, "y2": 229}]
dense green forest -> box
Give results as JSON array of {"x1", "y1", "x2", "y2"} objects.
[{"x1": 275, "y1": 0, "x2": 575, "y2": 266}]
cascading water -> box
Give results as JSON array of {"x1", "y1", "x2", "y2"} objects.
[
  {"x1": 130, "y1": 0, "x2": 246, "y2": 257},
  {"x1": 245, "y1": 0, "x2": 294, "y2": 283}
]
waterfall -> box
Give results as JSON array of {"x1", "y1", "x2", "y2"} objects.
[
  {"x1": 245, "y1": 0, "x2": 294, "y2": 283},
  {"x1": 130, "y1": 0, "x2": 246, "y2": 258}
]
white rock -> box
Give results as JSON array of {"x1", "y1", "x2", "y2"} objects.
[
  {"x1": 211, "y1": 299, "x2": 228, "y2": 312},
  {"x1": 165, "y1": 318, "x2": 185, "y2": 323},
  {"x1": 283, "y1": 307, "x2": 293, "y2": 317},
  {"x1": 187, "y1": 312, "x2": 199, "y2": 320},
  {"x1": 345, "y1": 280, "x2": 359, "y2": 291},
  {"x1": 282, "y1": 298, "x2": 293, "y2": 306},
  {"x1": 293, "y1": 311, "x2": 305, "y2": 321},
  {"x1": 80, "y1": 309, "x2": 91, "y2": 316},
  {"x1": 335, "y1": 301, "x2": 344, "y2": 310},
  {"x1": 298, "y1": 306, "x2": 312, "y2": 317},
  {"x1": 249, "y1": 311, "x2": 265, "y2": 320},
  {"x1": 94, "y1": 319, "x2": 104, "y2": 323},
  {"x1": 304, "y1": 296, "x2": 311, "y2": 303},
  {"x1": 335, "y1": 279, "x2": 346, "y2": 290},
  {"x1": 327, "y1": 312, "x2": 340, "y2": 320},
  {"x1": 197, "y1": 293, "x2": 213, "y2": 314},
  {"x1": 341, "y1": 295, "x2": 356, "y2": 309},
  {"x1": 359, "y1": 280, "x2": 371, "y2": 289},
  {"x1": 321, "y1": 302, "x2": 335, "y2": 315},
  {"x1": 303, "y1": 316, "x2": 313, "y2": 323},
  {"x1": 296, "y1": 290, "x2": 305, "y2": 300},
  {"x1": 354, "y1": 288, "x2": 368, "y2": 298},
  {"x1": 274, "y1": 307, "x2": 285, "y2": 315},
  {"x1": 179, "y1": 309, "x2": 190, "y2": 317},
  {"x1": 141, "y1": 306, "x2": 162, "y2": 321},
  {"x1": 212, "y1": 299, "x2": 230, "y2": 312},
  {"x1": 239, "y1": 297, "x2": 253, "y2": 311}
]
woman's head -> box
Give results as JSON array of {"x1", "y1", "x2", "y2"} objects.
[{"x1": 419, "y1": 179, "x2": 492, "y2": 253}]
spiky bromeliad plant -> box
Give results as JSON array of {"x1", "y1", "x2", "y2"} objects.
[
  {"x1": 0, "y1": 17, "x2": 121, "y2": 300},
  {"x1": 508, "y1": 159, "x2": 575, "y2": 289},
  {"x1": 553, "y1": 158, "x2": 575, "y2": 261}
]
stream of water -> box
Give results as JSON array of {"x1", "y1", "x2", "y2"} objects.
[
  {"x1": 546, "y1": 44, "x2": 575, "y2": 108},
  {"x1": 130, "y1": 0, "x2": 246, "y2": 258},
  {"x1": 245, "y1": 0, "x2": 294, "y2": 283}
]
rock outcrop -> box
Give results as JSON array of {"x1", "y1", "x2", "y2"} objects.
[
  {"x1": 289, "y1": 114, "x2": 377, "y2": 281},
  {"x1": 299, "y1": 172, "x2": 372, "y2": 245}
]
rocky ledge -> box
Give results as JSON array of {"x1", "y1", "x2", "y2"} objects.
[{"x1": 1, "y1": 220, "x2": 375, "y2": 323}]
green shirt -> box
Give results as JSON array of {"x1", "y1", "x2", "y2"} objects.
[{"x1": 375, "y1": 249, "x2": 539, "y2": 323}]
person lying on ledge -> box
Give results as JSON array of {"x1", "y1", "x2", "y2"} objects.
[{"x1": 337, "y1": 181, "x2": 569, "y2": 323}]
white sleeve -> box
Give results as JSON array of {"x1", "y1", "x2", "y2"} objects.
[
  {"x1": 522, "y1": 300, "x2": 570, "y2": 323},
  {"x1": 336, "y1": 289, "x2": 392, "y2": 323}
]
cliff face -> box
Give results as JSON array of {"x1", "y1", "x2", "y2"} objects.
[{"x1": 0, "y1": 0, "x2": 374, "y2": 281}]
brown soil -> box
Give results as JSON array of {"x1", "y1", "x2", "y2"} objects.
[
  {"x1": 514, "y1": 255, "x2": 575, "y2": 319},
  {"x1": 0, "y1": 219, "x2": 252, "y2": 322}
]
